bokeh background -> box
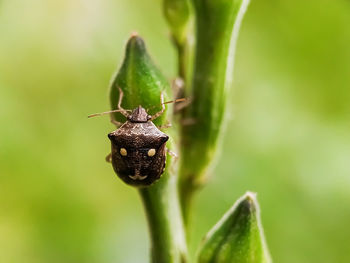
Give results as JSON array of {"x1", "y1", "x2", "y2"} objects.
[{"x1": 1, "y1": 0, "x2": 349, "y2": 262}]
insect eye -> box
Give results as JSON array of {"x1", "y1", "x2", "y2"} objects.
[
  {"x1": 147, "y1": 148, "x2": 156, "y2": 157},
  {"x1": 120, "y1": 148, "x2": 127, "y2": 156}
]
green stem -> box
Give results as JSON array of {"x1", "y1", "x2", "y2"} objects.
[
  {"x1": 139, "y1": 168, "x2": 187, "y2": 263},
  {"x1": 179, "y1": 0, "x2": 250, "y2": 225},
  {"x1": 176, "y1": 41, "x2": 187, "y2": 82},
  {"x1": 178, "y1": 34, "x2": 195, "y2": 94},
  {"x1": 163, "y1": 0, "x2": 194, "y2": 91}
]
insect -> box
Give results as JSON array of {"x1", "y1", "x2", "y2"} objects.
[{"x1": 89, "y1": 88, "x2": 185, "y2": 187}]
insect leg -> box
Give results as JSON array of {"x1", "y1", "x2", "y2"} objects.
[
  {"x1": 110, "y1": 114, "x2": 123, "y2": 127},
  {"x1": 172, "y1": 77, "x2": 185, "y2": 98},
  {"x1": 105, "y1": 153, "x2": 112, "y2": 163},
  {"x1": 158, "y1": 121, "x2": 172, "y2": 130},
  {"x1": 174, "y1": 97, "x2": 192, "y2": 112},
  {"x1": 180, "y1": 118, "x2": 196, "y2": 126},
  {"x1": 150, "y1": 92, "x2": 165, "y2": 121},
  {"x1": 117, "y1": 87, "x2": 129, "y2": 117},
  {"x1": 170, "y1": 77, "x2": 191, "y2": 113},
  {"x1": 166, "y1": 148, "x2": 178, "y2": 161}
]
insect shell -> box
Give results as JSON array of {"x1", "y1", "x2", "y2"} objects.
[{"x1": 108, "y1": 106, "x2": 169, "y2": 186}]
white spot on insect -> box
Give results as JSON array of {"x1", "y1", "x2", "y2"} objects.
[
  {"x1": 120, "y1": 148, "x2": 127, "y2": 156},
  {"x1": 129, "y1": 170, "x2": 147, "y2": 180},
  {"x1": 129, "y1": 174, "x2": 147, "y2": 180},
  {"x1": 148, "y1": 148, "x2": 156, "y2": 157}
]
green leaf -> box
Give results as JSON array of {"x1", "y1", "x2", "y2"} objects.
[{"x1": 197, "y1": 192, "x2": 271, "y2": 263}]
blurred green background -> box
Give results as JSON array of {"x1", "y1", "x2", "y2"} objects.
[{"x1": 0, "y1": 0, "x2": 349, "y2": 262}]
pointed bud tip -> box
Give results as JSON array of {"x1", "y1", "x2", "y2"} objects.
[
  {"x1": 127, "y1": 34, "x2": 144, "y2": 45},
  {"x1": 244, "y1": 191, "x2": 257, "y2": 204},
  {"x1": 198, "y1": 192, "x2": 271, "y2": 263},
  {"x1": 237, "y1": 191, "x2": 258, "y2": 215},
  {"x1": 124, "y1": 33, "x2": 147, "y2": 59},
  {"x1": 130, "y1": 31, "x2": 139, "y2": 37}
]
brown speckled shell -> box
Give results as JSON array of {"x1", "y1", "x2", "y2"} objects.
[{"x1": 108, "y1": 121, "x2": 169, "y2": 186}]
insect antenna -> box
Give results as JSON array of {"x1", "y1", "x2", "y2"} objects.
[
  {"x1": 88, "y1": 109, "x2": 131, "y2": 118},
  {"x1": 147, "y1": 98, "x2": 187, "y2": 112},
  {"x1": 163, "y1": 98, "x2": 187, "y2": 105}
]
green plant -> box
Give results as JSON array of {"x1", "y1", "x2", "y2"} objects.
[{"x1": 106, "y1": 0, "x2": 271, "y2": 262}]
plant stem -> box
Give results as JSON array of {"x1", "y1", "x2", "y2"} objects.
[
  {"x1": 175, "y1": 32, "x2": 194, "y2": 93},
  {"x1": 179, "y1": 0, "x2": 250, "y2": 225},
  {"x1": 139, "y1": 163, "x2": 187, "y2": 263},
  {"x1": 163, "y1": 0, "x2": 194, "y2": 92}
]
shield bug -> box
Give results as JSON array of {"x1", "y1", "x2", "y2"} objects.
[{"x1": 89, "y1": 88, "x2": 185, "y2": 187}]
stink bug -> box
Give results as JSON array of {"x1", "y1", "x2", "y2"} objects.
[{"x1": 89, "y1": 88, "x2": 185, "y2": 187}]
